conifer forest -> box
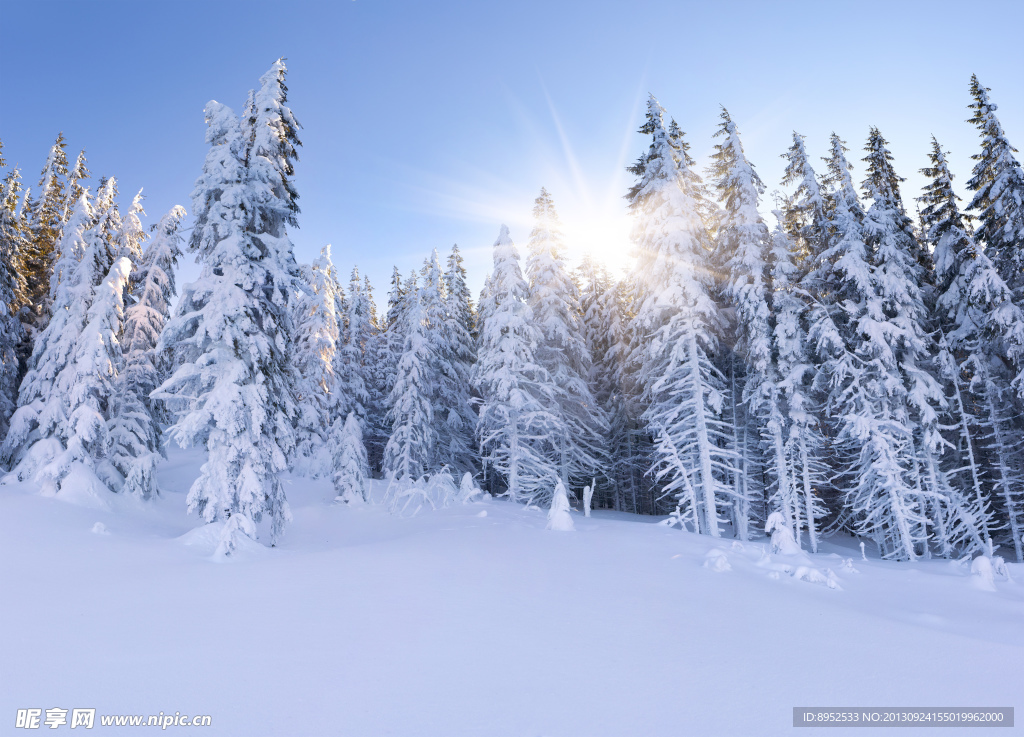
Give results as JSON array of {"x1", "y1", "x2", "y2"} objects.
[{"x1": 2, "y1": 12, "x2": 1023, "y2": 730}]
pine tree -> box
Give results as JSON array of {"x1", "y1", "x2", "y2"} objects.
[
  {"x1": 36, "y1": 257, "x2": 131, "y2": 496},
  {"x1": 710, "y1": 108, "x2": 774, "y2": 540},
  {"x1": 923, "y1": 137, "x2": 1024, "y2": 560},
  {"x1": 23, "y1": 133, "x2": 69, "y2": 331},
  {"x1": 0, "y1": 164, "x2": 28, "y2": 436},
  {"x1": 117, "y1": 190, "x2": 147, "y2": 264},
  {"x1": 628, "y1": 95, "x2": 731, "y2": 536},
  {"x1": 292, "y1": 246, "x2": 341, "y2": 475},
  {"x1": 438, "y1": 245, "x2": 478, "y2": 474},
  {"x1": 769, "y1": 219, "x2": 829, "y2": 551},
  {"x1": 418, "y1": 249, "x2": 474, "y2": 474},
  {"x1": 89, "y1": 176, "x2": 123, "y2": 280},
  {"x1": 64, "y1": 149, "x2": 89, "y2": 224},
  {"x1": 809, "y1": 132, "x2": 938, "y2": 560},
  {"x1": 364, "y1": 266, "x2": 407, "y2": 470},
  {"x1": 382, "y1": 289, "x2": 434, "y2": 481},
  {"x1": 107, "y1": 206, "x2": 186, "y2": 498},
  {"x1": 966, "y1": 75, "x2": 1024, "y2": 300},
  {"x1": 3, "y1": 190, "x2": 132, "y2": 495},
  {"x1": 337, "y1": 266, "x2": 373, "y2": 426},
  {"x1": 332, "y1": 412, "x2": 370, "y2": 504},
  {"x1": 155, "y1": 61, "x2": 304, "y2": 553},
  {"x1": 526, "y1": 188, "x2": 607, "y2": 490},
  {"x1": 578, "y1": 258, "x2": 632, "y2": 510},
  {"x1": 780, "y1": 132, "x2": 828, "y2": 279},
  {"x1": 2, "y1": 194, "x2": 93, "y2": 473},
  {"x1": 473, "y1": 225, "x2": 560, "y2": 503}
]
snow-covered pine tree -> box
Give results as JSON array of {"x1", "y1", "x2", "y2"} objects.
[
  {"x1": 63, "y1": 149, "x2": 89, "y2": 224},
  {"x1": 2, "y1": 194, "x2": 93, "y2": 473},
  {"x1": 155, "y1": 61, "x2": 304, "y2": 552},
  {"x1": 628, "y1": 95, "x2": 732, "y2": 536},
  {"x1": 117, "y1": 190, "x2": 147, "y2": 264},
  {"x1": 332, "y1": 411, "x2": 370, "y2": 504},
  {"x1": 36, "y1": 257, "x2": 131, "y2": 497},
  {"x1": 107, "y1": 205, "x2": 186, "y2": 498},
  {"x1": 382, "y1": 288, "x2": 434, "y2": 481},
  {"x1": 3, "y1": 188, "x2": 132, "y2": 495},
  {"x1": 546, "y1": 479, "x2": 575, "y2": 531},
  {"x1": 23, "y1": 133, "x2": 69, "y2": 331},
  {"x1": 292, "y1": 246, "x2": 341, "y2": 476},
  {"x1": 780, "y1": 132, "x2": 828, "y2": 282},
  {"x1": 337, "y1": 266, "x2": 373, "y2": 428},
  {"x1": 525, "y1": 188, "x2": 607, "y2": 490},
  {"x1": 0, "y1": 166, "x2": 28, "y2": 439},
  {"x1": 89, "y1": 177, "x2": 123, "y2": 281},
  {"x1": 419, "y1": 249, "x2": 475, "y2": 474},
  {"x1": 710, "y1": 108, "x2": 774, "y2": 540},
  {"x1": 364, "y1": 266, "x2": 407, "y2": 471},
  {"x1": 861, "y1": 127, "x2": 947, "y2": 555},
  {"x1": 808, "y1": 132, "x2": 936, "y2": 560},
  {"x1": 438, "y1": 245, "x2": 478, "y2": 474},
  {"x1": 769, "y1": 218, "x2": 829, "y2": 551},
  {"x1": 578, "y1": 257, "x2": 632, "y2": 510},
  {"x1": 473, "y1": 225, "x2": 560, "y2": 503},
  {"x1": 966, "y1": 75, "x2": 1024, "y2": 303},
  {"x1": 923, "y1": 137, "x2": 1024, "y2": 560}
]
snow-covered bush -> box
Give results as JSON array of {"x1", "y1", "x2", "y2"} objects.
[
  {"x1": 387, "y1": 468, "x2": 459, "y2": 517},
  {"x1": 546, "y1": 480, "x2": 575, "y2": 531},
  {"x1": 766, "y1": 512, "x2": 802, "y2": 555}
]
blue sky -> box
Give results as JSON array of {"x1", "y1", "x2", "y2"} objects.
[{"x1": 3, "y1": 0, "x2": 1022, "y2": 297}]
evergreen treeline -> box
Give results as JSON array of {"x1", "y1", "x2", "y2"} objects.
[{"x1": 1, "y1": 66, "x2": 1021, "y2": 561}]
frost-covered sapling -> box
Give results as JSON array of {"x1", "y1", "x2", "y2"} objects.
[
  {"x1": 583, "y1": 483, "x2": 594, "y2": 517},
  {"x1": 333, "y1": 412, "x2": 369, "y2": 505},
  {"x1": 766, "y1": 512, "x2": 801, "y2": 555},
  {"x1": 459, "y1": 472, "x2": 484, "y2": 503},
  {"x1": 547, "y1": 480, "x2": 575, "y2": 531}
]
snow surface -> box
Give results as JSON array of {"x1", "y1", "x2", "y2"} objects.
[{"x1": 1, "y1": 447, "x2": 1022, "y2": 736}]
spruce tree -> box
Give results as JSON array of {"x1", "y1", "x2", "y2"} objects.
[
  {"x1": 333, "y1": 412, "x2": 370, "y2": 504},
  {"x1": 292, "y1": 246, "x2": 341, "y2": 475},
  {"x1": 337, "y1": 266, "x2": 373, "y2": 427},
  {"x1": 107, "y1": 206, "x2": 186, "y2": 498},
  {"x1": 2, "y1": 194, "x2": 93, "y2": 473},
  {"x1": 473, "y1": 225, "x2": 560, "y2": 503},
  {"x1": 0, "y1": 167, "x2": 27, "y2": 438},
  {"x1": 710, "y1": 108, "x2": 774, "y2": 539},
  {"x1": 155, "y1": 61, "x2": 304, "y2": 552},
  {"x1": 3, "y1": 190, "x2": 132, "y2": 495},
  {"x1": 923, "y1": 138, "x2": 1024, "y2": 560},
  {"x1": 439, "y1": 245, "x2": 478, "y2": 474},
  {"x1": 578, "y1": 258, "x2": 632, "y2": 510},
  {"x1": 780, "y1": 132, "x2": 828, "y2": 280},
  {"x1": 628, "y1": 95, "x2": 731, "y2": 536},
  {"x1": 525, "y1": 188, "x2": 607, "y2": 490},
  {"x1": 966, "y1": 75, "x2": 1024, "y2": 300},
  {"x1": 23, "y1": 133, "x2": 69, "y2": 331},
  {"x1": 769, "y1": 220, "x2": 828, "y2": 551},
  {"x1": 382, "y1": 288, "x2": 434, "y2": 481}
]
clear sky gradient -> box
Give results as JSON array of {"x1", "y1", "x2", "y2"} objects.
[{"x1": 3, "y1": 0, "x2": 1022, "y2": 298}]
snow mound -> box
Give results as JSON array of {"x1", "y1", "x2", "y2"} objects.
[
  {"x1": 45, "y1": 463, "x2": 113, "y2": 511},
  {"x1": 703, "y1": 548, "x2": 731, "y2": 572},
  {"x1": 970, "y1": 555, "x2": 1012, "y2": 592},
  {"x1": 177, "y1": 521, "x2": 268, "y2": 560},
  {"x1": 90, "y1": 522, "x2": 110, "y2": 535}
]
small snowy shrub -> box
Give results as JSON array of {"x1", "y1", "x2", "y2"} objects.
[{"x1": 546, "y1": 480, "x2": 575, "y2": 531}]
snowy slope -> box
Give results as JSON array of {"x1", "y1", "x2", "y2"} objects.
[{"x1": 1, "y1": 448, "x2": 1021, "y2": 737}]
